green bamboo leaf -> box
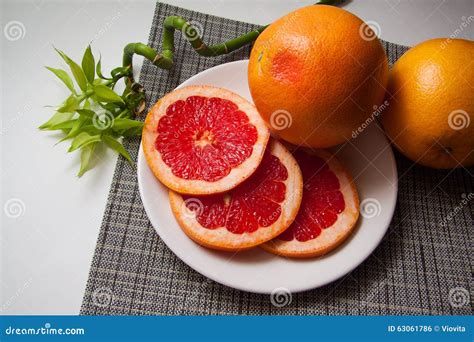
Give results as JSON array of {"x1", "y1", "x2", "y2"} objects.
[
  {"x1": 93, "y1": 85, "x2": 124, "y2": 103},
  {"x1": 55, "y1": 48, "x2": 88, "y2": 92},
  {"x1": 49, "y1": 119, "x2": 77, "y2": 130},
  {"x1": 112, "y1": 118, "x2": 143, "y2": 130},
  {"x1": 45, "y1": 66, "x2": 76, "y2": 93},
  {"x1": 39, "y1": 111, "x2": 74, "y2": 130},
  {"x1": 98, "y1": 102, "x2": 121, "y2": 112},
  {"x1": 81, "y1": 125, "x2": 102, "y2": 136},
  {"x1": 96, "y1": 56, "x2": 112, "y2": 80},
  {"x1": 68, "y1": 132, "x2": 102, "y2": 152},
  {"x1": 83, "y1": 99, "x2": 91, "y2": 109},
  {"x1": 76, "y1": 109, "x2": 96, "y2": 120},
  {"x1": 57, "y1": 95, "x2": 79, "y2": 113},
  {"x1": 96, "y1": 57, "x2": 103, "y2": 78},
  {"x1": 120, "y1": 126, "x2": 143, "y2": 137},
  {"x1": 82, "y1": 45, "x2": 95, "y2": 83},
  {"x1": 93, "y1": 79, "x2": 108, "y2": 86},
  {"x1": 58, "y1": 116, "x2": 89, "y2": 143},
  {"x1": 102, "y1": 135, "x2": 132, "y2": 165},
  {"x1": 78, "y1": 142, "x2": 97, "y2": 177}
]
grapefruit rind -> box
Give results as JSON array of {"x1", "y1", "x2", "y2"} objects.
[
  {"x1": 169, "y1": 140, "x2": 303, "y2": 251},
  {"x1": 261, "y1": 150, "x2": 360, "y2": 258},
  {"x1": 142, "y1": 85, "x2": 270, "y2": 195}
]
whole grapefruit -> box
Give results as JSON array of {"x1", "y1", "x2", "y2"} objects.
[
  {"x1": 382, "y1": 38, "x2": 474, "y2": 169},
  {"x1": 248, "y1": 5, "x2": 389, "y2": 148}
]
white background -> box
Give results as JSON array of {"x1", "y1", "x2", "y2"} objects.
[{"x1": 1, "y1": 0, "x2": 473, "y2": 314}]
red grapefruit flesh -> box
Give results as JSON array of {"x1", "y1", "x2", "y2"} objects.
[
  {"x1": 169, "y1": 139, "x2": 303, "y2": 251},
  {"x1": 262, "y1": 149, "x2": 359, "y2": 258},
  {"x1": 142, "y1": 85, "x2": 270, "y2": 195}
]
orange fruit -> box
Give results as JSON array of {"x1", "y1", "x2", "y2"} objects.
[
  {"x1": 169, "y1": 139, "x2": 303, "y2": 251},
  {"x1": 248, "y1": 5, "x2": 388, "y2": 148},
  {"x1": 262, "y1": 148, "x2": 359, "y2": 258},
  {"x1": 382, "y1": 38, "x2": 474, "y2": 169},
  {"x1": 142, "y1": 85, "x2": 270, "y2": 195}
]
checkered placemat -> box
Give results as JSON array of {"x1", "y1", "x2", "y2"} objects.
[{"x1": 80, "y1": 2, "x2": 473, "y2": 315}]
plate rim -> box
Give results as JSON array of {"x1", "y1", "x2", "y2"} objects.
[{"x1": 137, "y1": 59, "x2": 398, "y2": 294}]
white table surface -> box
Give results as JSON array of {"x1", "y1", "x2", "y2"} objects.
[{"x1": 1, "y1": 0, "x2": 472, "y2": 315}]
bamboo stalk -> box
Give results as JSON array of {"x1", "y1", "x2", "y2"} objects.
[
  {"x1": 123, "y1": 24, "x2": 266, "y2": 73},
  {"x1": 122, "y1": 0, "x2": 340, "y2": 84}
]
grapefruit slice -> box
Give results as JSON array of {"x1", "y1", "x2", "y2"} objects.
[
  {"x1": 142, "y1": 85, "x2": 270, "y2": 195},
  {"x1": 169, "y1": 139, "x2": 303, "y2": 251},
  {"x1": 262, "y1": 149, "x2": 359, "y2": 258}
]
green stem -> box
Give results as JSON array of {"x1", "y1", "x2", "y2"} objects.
[
  {"x1": 116, "y1": 109, "x2": 130, "y2": 119},
  {"x1": 123, "y1": 0, "x2": 340, "y2": 83},
  {"x1": 163, "y1": 17, "x2": 267, "y2": 59},
  {"x1": 76, "y1": 78, "x2": 115, "y2": 104},
  {"x1": 122, "y1": 24, "x2": 266, "y2": 84}
]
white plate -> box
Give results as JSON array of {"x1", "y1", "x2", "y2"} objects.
[{"x1": 137, "y1": 60, "x2": 397, "y2": 294}]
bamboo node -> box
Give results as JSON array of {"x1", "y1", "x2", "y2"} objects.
[{"x1": 195, "y1": 43, "x2": 206, "y2": 51}]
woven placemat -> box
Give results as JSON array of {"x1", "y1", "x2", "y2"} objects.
[{"x1": 81, "y1": 2, "x2": 473, "y2": 315}]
